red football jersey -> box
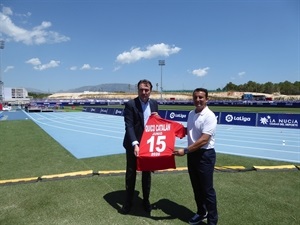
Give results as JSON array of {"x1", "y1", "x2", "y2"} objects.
[{"x1": 137, "y1": 115, "x2": 186, "y2": 171}]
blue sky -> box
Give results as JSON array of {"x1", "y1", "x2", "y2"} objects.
[{"x1": 0, "y1": 0, "x2": 298, "y2": 92}]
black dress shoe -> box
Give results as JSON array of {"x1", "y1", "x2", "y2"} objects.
[
  {"x1": 143, "y1": 200, "x2": 152, "y2": 213},
  {"x1": 120, "y1": 204, "x2": 131, "y2": 214}
]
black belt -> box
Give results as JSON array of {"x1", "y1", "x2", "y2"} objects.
[{"x1": 199, "y1": 148, "x2": 214, "y2": 151}]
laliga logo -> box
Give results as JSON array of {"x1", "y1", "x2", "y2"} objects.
[
  {"x1": 115, "y1": 109, "x2": 122, "y2": 115},
  {"x1": 225, "y1": 114, "x2": 251, "y2": 123},
  {"x1": 225, "y1": 114, "x2": 233, "y2": 122},
  {"x1": 170, "y1": 112, "x2": 176, "y2": 119},
  {"x1": 169, "y1": 112, "x2": 187, "y2": 119}
]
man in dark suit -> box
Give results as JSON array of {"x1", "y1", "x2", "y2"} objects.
[{"x1": 121, "y1": 79, "x2": 159, "y2": 214}]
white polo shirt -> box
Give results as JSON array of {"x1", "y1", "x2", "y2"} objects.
[{"x1": 186, "y1": 106, "x2": 217, "y2": 149}]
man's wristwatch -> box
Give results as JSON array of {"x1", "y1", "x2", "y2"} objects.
[{"x1": 184, "y1": 148, "x2": 189, "y2": 154}]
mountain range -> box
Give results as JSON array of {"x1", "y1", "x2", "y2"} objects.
[{"x1": 27, "y1": 83, "x2": 137, "y2": 93}]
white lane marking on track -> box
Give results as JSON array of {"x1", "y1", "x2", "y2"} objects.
[
  {"x1": 216, "y1": 143, "x2": 299, "y2": 154},
  {"x1": 217, "y1": 137, "x2": 300, "y2": 148},
  {"x1": 25, "y1": 113, "x2": 123, "y2": 139},
  {"x1": 214, "y1": 151, "x2": 299, "y2": 163},
  {"x1": 217, "y1": 133, "x2": 299, "y2": 143},
  {"x1": 35, "y1": 113, "x2": 124, "y2": 129},
  {"x1": 217, "y1": 127, "x2": 299, "y2": 137},
  {"x1": 28, "y1": 113, "x2": 124, "y2": 134}
]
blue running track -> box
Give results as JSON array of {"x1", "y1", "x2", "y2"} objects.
[{"x1": 2, "y1": 111, "x2": 299, "y2": 163}]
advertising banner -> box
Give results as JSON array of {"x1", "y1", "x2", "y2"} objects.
[
  {"x1": 257, "y1": 113, "x2": 299, "y2": 129},
  {"x1": 90, "y1": 107, "x2": 100, "y2": 113},
  {"x1": 165, "y1": 110, "x2": 189, "y2": 122},
  {"x1": 82, "y1": 107, "x2": 89, "y2": 112},
  {"x1": 214, "y1": 112, "x2": 221, "y2": 124},
  {"x1": 82, "y1": 107, "x2": 299, "y2": 129},
  {"x1": 99, "y1": 108, "x2": 108, "y2": 114},
  {"x1": 158, "y1": 110, "x2": 167, "y2": 119},
  {"x1": 114, "y1": 108, "x2": 124, "y2": 116},
  {"x1": 220, "y1": 112, "x2": 256, "y2": 126},
  {"x1": 107, "y1": 108, "x2": 115, "y2": 115}
]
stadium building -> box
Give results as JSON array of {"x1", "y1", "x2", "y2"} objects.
[{"x1": 2, "y1": 87, "x2": 31, "y2": 105}]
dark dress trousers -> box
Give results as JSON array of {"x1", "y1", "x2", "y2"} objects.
[{"x1": 122, "y1": 97, "x2": 158, "y2": 205}]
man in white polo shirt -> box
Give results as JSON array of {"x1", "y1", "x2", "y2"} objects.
[{"x1": 174, "y1": 88, "x2": 218, "y2": 225}]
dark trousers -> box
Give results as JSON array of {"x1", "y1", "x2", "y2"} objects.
[
  {"x1": 125, "y1": 149, "x2": 151, "y2": 205},
  {"x1": 187, "y1": 149, "x2": 218, "y2": 225}
]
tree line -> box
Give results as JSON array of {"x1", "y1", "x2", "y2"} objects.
[{"x1": 218, "y1": 80, "x2": 299, "y2": 95}]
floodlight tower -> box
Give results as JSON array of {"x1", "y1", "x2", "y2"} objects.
[
  {"x1": 158, "y1": 60, "x2": 165, "y2": 102},
  {"x1": 0, "y1": 40, "x2": 4, "y2": 104}
]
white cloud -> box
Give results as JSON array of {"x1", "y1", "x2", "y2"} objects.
[
  {"x1": 69, "y1": 64, "x2": 102, "y2": 71},
  {"x1": 80, "y1": 64, "x2": 103, "y2": 70},
  {"x1": 26, "y1": 58, "x2": 60, "y2": 71},
  {"x1": 191, "y1": 67, "x2": 210, "y2": 77},
  {"x1": 4, "y1": 65, "x2": 14, "y2": 72},
  {"x1": 0, "y1": 6, "x2": 70, "y2": 45},
  {"x1": 37, "y1": 60, "x2": 60, "y2": 71},
  {"x1": 113, "y1": 66, "x2": 121, "y2": 72},
  {"x1": 81, "y1": 64, "x2": 91, "y2": 70},
  {"x1": 238, "y1": 71, "x2": 246, "y2": 77},
  {"x1": 26, "y1": 58, "x2": 41, "y2": 66},
  {"x1": 116, "y1": 43, "x2": 181, "y2": 64},
  {"x1": 70, "y1": 66, "x2": 77, "y2": 71}
]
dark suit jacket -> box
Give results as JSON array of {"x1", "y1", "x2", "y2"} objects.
[{"x1": 123, "y1": 97, "x2": 158, "y2": 151}]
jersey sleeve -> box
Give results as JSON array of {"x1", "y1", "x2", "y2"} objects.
[
  {"x1": 171, "y1": 121, "x2": 186, "y2": 139},
  {"x1": 154, "y1": 116, "x2": 186, "y2": 139}
]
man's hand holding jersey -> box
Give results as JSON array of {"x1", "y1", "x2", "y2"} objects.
[{"x1": 173, "y1": 148, "x2": 188, "y2": 156}]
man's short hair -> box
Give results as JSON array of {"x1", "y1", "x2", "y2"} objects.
[
  {"x1": 193, "y1": 88, "x2": 208, "y2": 98},
  {"x1": 138, "y1": 79, "x2": 153, "y2": 90}
]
